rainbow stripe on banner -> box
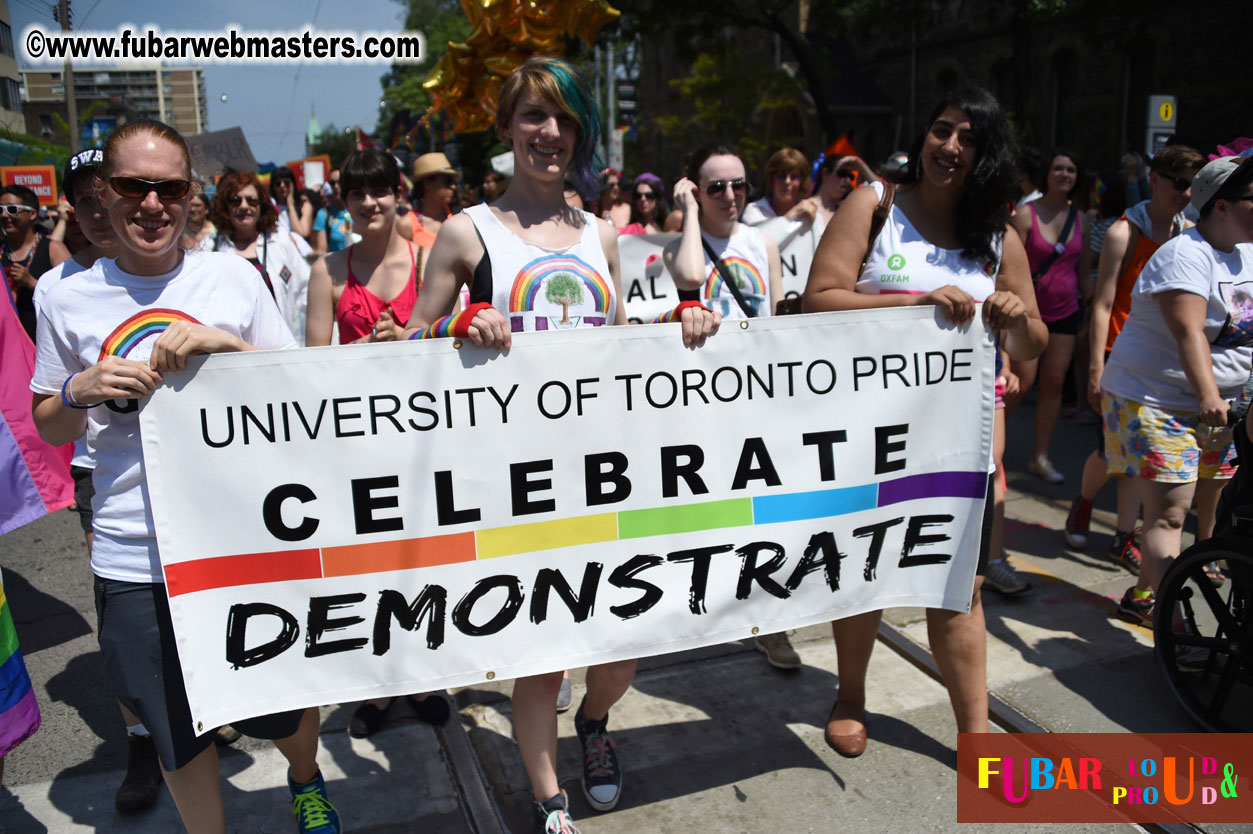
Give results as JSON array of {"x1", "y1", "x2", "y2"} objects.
[
  {"x1": 508, "y1": 255, "x2": 612, "y2": 314},
  {"x1": 164, "y1": 469, "x2": 986, "y2": 598},
  {"x1": 0, "y1": 579, "x2": 40, "y2": 757},
  {"x1": 98, "y1": 308, "x2": 203, "y2": 361}
]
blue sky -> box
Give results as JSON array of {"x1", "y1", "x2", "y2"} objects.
[{"x1": 9, "y1": 0, "x2": 416, "y2": 164}]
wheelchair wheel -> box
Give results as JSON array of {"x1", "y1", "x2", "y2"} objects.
[{"x1": 1153, "y1": 536, "x2": 1253, "y2": 732}]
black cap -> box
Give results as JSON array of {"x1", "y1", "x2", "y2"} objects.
[{"x1": 63, "y1": 148, "x2": 104, "y2": 206}]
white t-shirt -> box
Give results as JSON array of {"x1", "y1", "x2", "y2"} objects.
[
  {"x1": 740, "y1": 197, "x2": 778, "y2": 225},
  {"x1": 1102, "y1": 228, "x2": 1253, "y2": 411},
  {"x1": 216, "y1": 231, "x2": 311, "y2": 344},
  {"x1": 31, "y1": 251, "x2": 296, "y2": 583},
  {"x1": 32, "y1": 256, "x2": 96, "y2": 470},
  {"x1": 700, "y1": 224, "x2": 772, "y2": 320}
]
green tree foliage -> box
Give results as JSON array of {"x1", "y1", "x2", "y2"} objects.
[
  {"x1": 652, "y1": 42, "x2": 808, "y2": 175},
  {"x1": 310, "y1": 123, "x2": 359, "y2": 169},
  {"x1": 544, "y1": 273, "x2": 584, "y2": 324},
  {"x1": 374, "y1": 0, "x2": 472, "y2": 138}
]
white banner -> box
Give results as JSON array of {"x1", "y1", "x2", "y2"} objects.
[
  {"x1": 141, "y1": 308, "x2": 994, "y2": 733},
  {"x1": 617, "y1": 217, "x2": 818, "y2": 322}
]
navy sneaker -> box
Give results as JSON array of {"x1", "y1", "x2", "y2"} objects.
[{"x1": 289, "y1": 770, "x2": 341, "y2": 834}]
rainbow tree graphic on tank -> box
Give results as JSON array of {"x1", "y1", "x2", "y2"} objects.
[{"x1": 509, "y1": 254, "x2": 612, "y2": 331}]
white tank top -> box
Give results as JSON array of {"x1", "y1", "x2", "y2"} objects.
[
  {"x1": 464, "y1": 203, "x2": 616, "y2": 332},
  {"x1": 856, "y1": 181, "x2": 1001, "y2": 300},
  {"x1": 701, "y1": 223, "x2": 772, "y2": 319}
]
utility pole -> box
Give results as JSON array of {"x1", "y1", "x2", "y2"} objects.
[{"x1": 57, "y1": 0, "x2": 79, "y2": 151}]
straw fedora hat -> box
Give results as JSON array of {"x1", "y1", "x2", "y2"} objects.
[{"x1": 412, "y1": 152, "x2": 459, "y2": 182}]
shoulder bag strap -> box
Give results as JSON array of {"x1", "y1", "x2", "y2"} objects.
[
  {"x1": 1030, "y1": 204, "x2": 1079, "y2": 283},
  {"x1": 701, "y1": 233, "x2": 755, "y2": 317},
  {"x1": 860, "y1": 182, "x2": 897, "y2": 273}
]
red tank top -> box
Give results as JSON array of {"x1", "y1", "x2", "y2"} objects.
[{"x1": 334, "y1": 242, "x2": 419, "y2": 343}]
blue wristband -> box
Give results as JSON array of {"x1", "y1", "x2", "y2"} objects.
[{"x1": 60, "y1": 374, "x2": 93, "y2": 409}]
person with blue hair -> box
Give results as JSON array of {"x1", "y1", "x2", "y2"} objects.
[{"x1": 404, "y1": 56, "x2": 718, "y2": 834}]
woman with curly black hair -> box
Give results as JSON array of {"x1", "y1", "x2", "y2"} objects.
[{"x1": 803, "y1": 84, "x2": 1047, "y2": 755}]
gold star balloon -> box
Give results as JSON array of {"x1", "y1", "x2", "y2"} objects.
[{"x1": 422, "y1": 0, "x2": 621, "y2": 134}]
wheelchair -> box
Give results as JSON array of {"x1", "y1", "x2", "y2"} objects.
[{"x1": 1152, "y1": 409, "x2": 1253, "y2": 732}]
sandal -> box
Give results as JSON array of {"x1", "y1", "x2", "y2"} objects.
[{"x1": 1202, "y1": 561, "x2": 1226, "y2": 587}]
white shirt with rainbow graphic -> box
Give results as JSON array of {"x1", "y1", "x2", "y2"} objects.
[
  {"x1": 31, "y1": 251, "x2": 296, "y2": 583},
  {"x1": 463, "y1": 204, "x2": 616, "y2": 333},
  {"x1": 700, "y1": 224, "x2": 772, "y2": 320}
]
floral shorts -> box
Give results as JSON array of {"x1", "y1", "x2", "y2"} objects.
[{"x1": 1102, "y1": 391, "x2": 1237, "y2": 483}]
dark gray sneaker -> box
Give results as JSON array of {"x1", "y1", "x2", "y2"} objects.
[{"x1": 574, "y1": 701, "x2": 622, "y2": 811}]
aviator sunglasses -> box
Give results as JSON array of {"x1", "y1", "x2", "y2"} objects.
[
  {"x1": 228, "y1": 195, "x2": 262, "y2": 207},
  {"x1": 109, "y1": 177, "x2": 192, "y2": 200},
  {"x1": 705, "y1": 179, "x2": 747, "y2": 197},
  {"x1": 0, "y1": 204, "x2": 35, "y2": 216},
  {"x1": 1153, "y1": 169, "x2": 1194, "y2": 193}
]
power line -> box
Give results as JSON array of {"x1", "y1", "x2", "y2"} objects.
[{"x1": 274, "y1": 0, "x2": 323, "y2": 157}]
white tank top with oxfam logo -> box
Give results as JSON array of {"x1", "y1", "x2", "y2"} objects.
[{"x1": 856, "y1": 181, "x2": 1001, "y2": 299}]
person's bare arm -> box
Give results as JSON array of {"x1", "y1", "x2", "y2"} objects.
[
  {"x1": 305, "y1": 255, "x2": 336, "y2": 346},
  {"x1": 988, "y1": 230, "x2": 1048, "y2": 361},
  {"x1": 48, "y1": 239, "x2": 71, "y2": 267},
  {"x1": 1087, "y1": 219, "x2": 1130, "y2": 410},
  {"x1": 662, "y1": 178, "x2": 705, "y2": 291},
  {"x1": 33, "y1": 358, "x2": 162, "y2": 446},
  {"x1": 1160, "y1": 289, "x2": 1227, "y2": 426}
]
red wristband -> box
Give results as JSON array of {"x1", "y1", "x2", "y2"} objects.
[{"x1": 451, "y1": 302, "x2": 494, "y2": 338}]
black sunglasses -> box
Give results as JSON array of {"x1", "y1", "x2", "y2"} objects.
[
  {"x1": 705, "y1": 179, "x2": 747, "y2": 197},
  {"x1": 109, "y1": 177, "x2": 192, "y2": 200},
  {"x1": 229, "y1": 195, "x2": 261, "y2": 207},
  {"x1": 633, "y1": 190, "x2": 656, "y2": 200}
]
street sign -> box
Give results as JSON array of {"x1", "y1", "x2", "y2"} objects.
[
  {"x1": 1148, "y1": 95, "x2": 1177, "y2": 128},
  {"x1": 1145, "y1": 94, "x2": 1177, "y2": 157}
]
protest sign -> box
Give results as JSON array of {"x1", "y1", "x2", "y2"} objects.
[
  {"x1": 0, "y1": 166, "x2": 57, "y2": 205},
  {"x1": 186, "y1": 127, "x2": 259, "y2": 179},
  {"x1": 141, "y1": 308, "x2": 993, "y2": 733},
  {"x1": 616, "y1": 216, "x2": 818, "y2": 322}
]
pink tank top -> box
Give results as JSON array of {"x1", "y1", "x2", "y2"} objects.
[
  {"x1": 334, "y1": 242, "x2": 419, "y2": 343},
  {"x1": 1025, "y1": 203, "x2": 1082, "y2": 323}
]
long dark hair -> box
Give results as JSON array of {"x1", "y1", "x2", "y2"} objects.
[{"x1": 898, "y1": 84, "x2": 1014, "y2": 264}]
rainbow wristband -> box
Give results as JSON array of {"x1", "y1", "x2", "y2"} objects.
[
  {"x1": 410, "y1": 302, "x2": 495, "y2": 340},
  {"x1": 60, "y1": 374, "x2": 93, "y2": 409},
  {"x1": 652, "y1": 300, "x2": 711, "y2": 324}
]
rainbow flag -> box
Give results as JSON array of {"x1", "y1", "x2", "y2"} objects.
[
  {"x1": 0, "y1": 572, "x2": 39, "y2": 756},
  {"x1": 0, "y1": 275, "x2": 74, "y2": 537}
]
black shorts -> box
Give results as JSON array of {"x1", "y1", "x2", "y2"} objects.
[
  {"x1": 71, "y1": 465, "x2": 94, "y2": 533},
  {"x1": 1045, "y1": 308, "x2": 1084, "y2": 336},
  {"x1": 976, "y1": 473, "x2": 994, "y2": 576},
  {"x1": 94, "y1": 578, "x2": 306, "y2": 771}
]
